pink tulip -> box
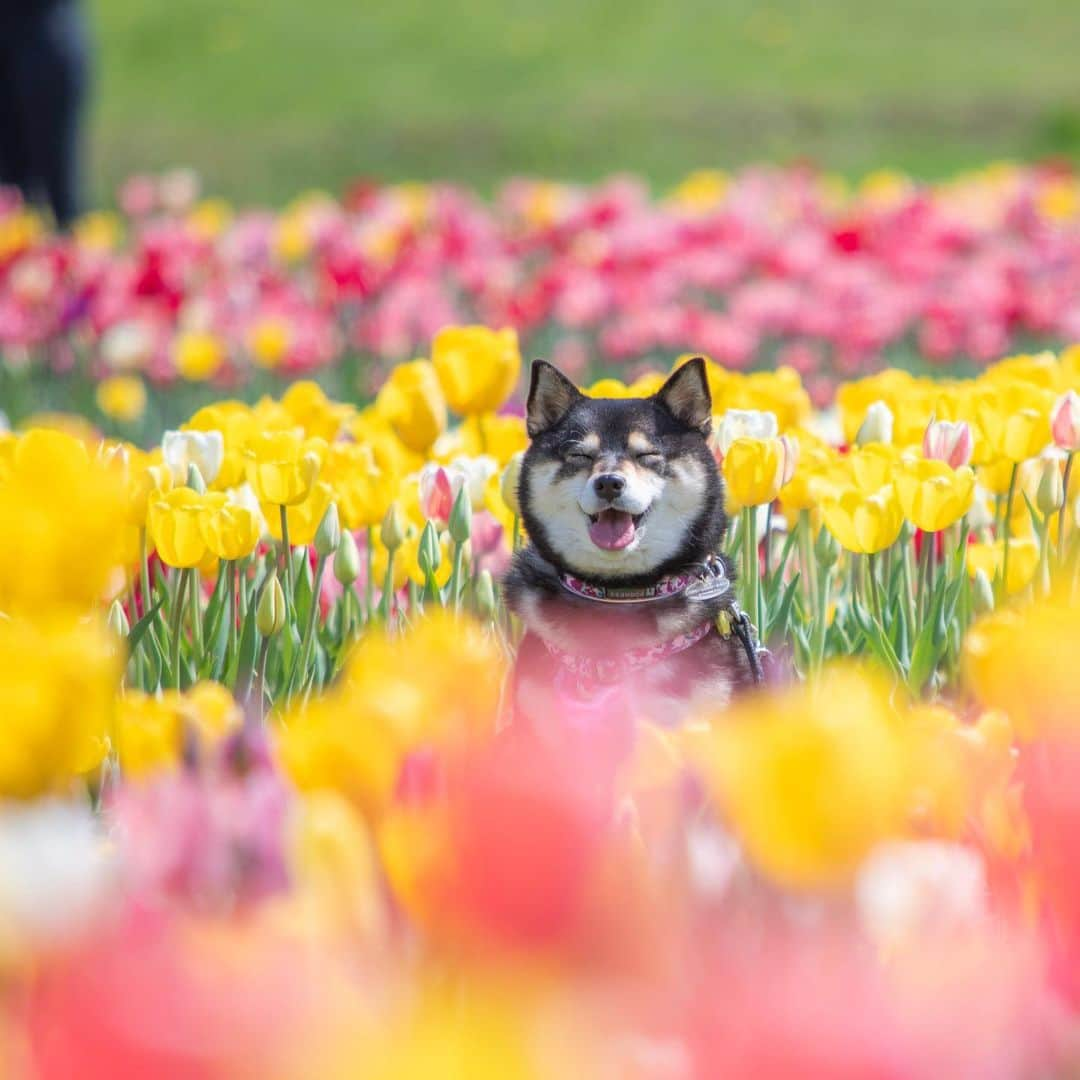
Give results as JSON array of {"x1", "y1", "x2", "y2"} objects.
[
  {"x1": 418, "y1": 465, "x2": 454, "y2": 524},
  {"x1": 923, "y1": 418, "x2": 974, "y2": 468},
  {"x1": 1051, "y1": 390, "x2": 1080, "y2": 452}
]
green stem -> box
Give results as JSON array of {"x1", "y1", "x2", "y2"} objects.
[
  {"x1": 227, "y1": 560, "x2": 238, "y2": 667},
  {"x1": 365, "y1": 525, "x2": 375, "y2": 620},
  {"x1": 449, "y1": 542, "x2": 466, "y2": 613},
  {"x1": 292, "y1": 555, "x2": 327, "y2": 694},
  {"x1": 139, "y1": 527, "x2": 152, "y2": 622},
  {"x1": 900, "y1": 529, "x2": 918, "y2": 634},
  {"x1": 279, "y1": 504, "x2": 294, "y2": 601},
  {"x1": 797, "y1": 511, "x2": 818, "y2": 611},
  {"x1": 252, "y1": 635, "x2": 271, "y2": 718},
  {"x1": 188, "y1": 567, "x2": 203, "y2": 658},
  {"x1": 916, "y1": 531, "x2": 933, "y2": 622},
  {"x1": 1059, "y1": 452, "x2": 1074, "y2": 566},
  {"x1": 742, "y1": 506, "x2": 759, "y2": 631},
  {"x1": 169, "y1": 568, "x2": 190, "y2": 688},
  {"x1": 867, "y1": 553, "x2": 885, "y2": 627},
  {"x1": 762, "y1": 502, "x2": 774, "y2": 585},
  {"x1": 379, "y1": 549, "x2": 397, "y2": 622},
  {"x1": 1000, "y1": 463, "x2": 1019, "y2": 601},
  {"x1": 511, "y1": 515, "x2": 521, "y2": 552}
]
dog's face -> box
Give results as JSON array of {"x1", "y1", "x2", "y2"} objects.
[{"x1": 518, "y1": 358, "x2": 727, "y2": 582}]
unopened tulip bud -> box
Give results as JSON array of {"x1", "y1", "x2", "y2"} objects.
[
  {"x1": 186, "y1": 462, "x2": 207, "y2": 493},
  {"x1": 1036, "y1": 458, "x2": 1064, "y2": 515},
  {"x1": 475, "y1": 569, "x2": 497, "y2": 617},
  {"x1": 814, "y1": 525, "x2": 841, "y2": 568},
  {"x1": 418, "y1": 521, "x2": 441, "y2": 575},
  {"x1": 923, "y1": 418, "x2": 973, "y2": 468},
  {"x1": 448, "y1": 484, "x2": 472, "y2": 544},
  {"x1": 972, "y1": 568, "x2": 995, "y2": 615},
  {"x1": 1051, "y1": 390, "x2": 1080, "y2": 452},
  {"x1": 314, "y1": 502, "x2": 341, "y2": 559},
  {"x1": 501, "y1": 452, "x2": 523, "y2": 517},
  {"x1": 381, "y1": 502, "x2": 406, "y2": 552},
  {"x1": 256, "y1": 573, "x2": 286, "y2": 636},
  {"x1": 107, "y1": 598, "x2": 130, "y2": 637},
  {"x1": 334, "y1": 530, "x2": 360, "y2": 586},
  {"x1": 855, "y1": 401, "x2": 894, "y2": 446}
]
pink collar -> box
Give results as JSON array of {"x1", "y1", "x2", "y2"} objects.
[
  {"x1": 543, "y1": 619, "x2": 713, "y2": 691},
  {"x1": 558, "y1": 554, "x2": 731, "y2": 605},
  {"x1": 559, "y1": 572, "x2": 694, "y2": 603}
]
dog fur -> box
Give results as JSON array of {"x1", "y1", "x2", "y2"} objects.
[{"x1": 503, "y1": 357, "x2": 756, "y2": 734}]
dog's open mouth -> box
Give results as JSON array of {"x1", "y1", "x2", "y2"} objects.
[{"x1": 587, "y1": 508, "x2": 646, "y2": 551}]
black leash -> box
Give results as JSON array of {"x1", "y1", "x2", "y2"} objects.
[{"x1": 730, "y1": 605, "x2": 768, "y2": 685}]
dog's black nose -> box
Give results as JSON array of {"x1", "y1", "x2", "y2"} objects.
[{"x1": 593, "y1": 473, "x2": 626, "y2": 501}]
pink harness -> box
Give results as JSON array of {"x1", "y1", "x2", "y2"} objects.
[{"x1": 543, "y1": 556, "x2": 766, "y2": 695}]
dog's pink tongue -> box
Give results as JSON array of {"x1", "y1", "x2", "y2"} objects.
[{"x1": 589, "y1": 509, "x2": 636, "y2": 550}]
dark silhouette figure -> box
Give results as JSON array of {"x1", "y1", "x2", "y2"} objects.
[{"x1": 0, "y1": 0, "x2": 89, "y2": 227}]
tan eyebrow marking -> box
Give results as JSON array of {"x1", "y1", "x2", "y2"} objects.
[
  {"x1": 580, "y1": 433, "x2": 601, "y2": 451},
  {"x1": 628, "y1": 432, "x2": 656, "y2": 453}
]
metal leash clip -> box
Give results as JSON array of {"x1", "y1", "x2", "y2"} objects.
[{"x1": 682, "y1": 554, "x2": 731, "y2": 603}]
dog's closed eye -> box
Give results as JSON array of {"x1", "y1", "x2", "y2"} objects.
[
  {"x1": 563, "y1": 447, "x2": 596, "y2": 465},
  {"x1": 635, "y1": 451, "x2": 664, "y2": 468}
]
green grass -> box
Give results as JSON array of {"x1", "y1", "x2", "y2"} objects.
[{"x1": 91, "y1": 0, "x2": 1080, "y2": 204}]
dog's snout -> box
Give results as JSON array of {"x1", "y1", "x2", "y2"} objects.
[{"x1": 593, "y1": 473, "x2": 626, "y2": 502}]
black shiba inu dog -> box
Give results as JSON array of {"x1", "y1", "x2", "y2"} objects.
[{"x1": 504, "y1": 357, "x2": 762, "y2": 733}]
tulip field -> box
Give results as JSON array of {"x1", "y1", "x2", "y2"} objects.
[{"x1": 4, "y1": 166, "x2": 1080, "y2": 1076}]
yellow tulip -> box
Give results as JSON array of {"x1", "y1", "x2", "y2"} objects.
[
  {"x1": 247, "y1": 316, "x2": 292, "y2": 369},
  {"x1": 244, "y1": 430, "x2": 323, "y2": 506},
  {"x1": 96, "y1": 375, "x2": 147, "y2": 423},
  {"x1": 848, "y1": 443, "x2": 902, "y2": 493},
  {"x1": 376, "y1": 359, "x2": 448, "y2": 453},
  {"x1": 432, "y1": 325, "x2": 521, "y2": 416},
  {"x1": 127, "y1": 461, "x2": 173, "y2": 526},
  {"x1": 321, "y1": 442, "x2": 394, "y2": 530},
  {"x1": 432, "y1": 413, "x2": 528, "y2": 467},
  {"x1": 893, "y1": 458, "x2": 975, "y2": 532},
  {"x1": 720, "y1": 367, "x2": 812, "y2": 431},
  {"x1": 836, "y1": 369, "x2": 918, "y2": 444},
  {"x1": 148, "y1": 487, "x2": 211, "y2": 568},
  {"x1": 115, "y1": 690, "x2": 186, "y2": 777},
  {"x1": 281, "y1": 380, "x2": 354, "y2": 442},
  {"x1": 199, "y1": 494, "x2": 262, "y2": 560},
  {"x1": 778, "y1": 444, "x2": 838, "y2": 515},
  {"x1": 0, "y1": 429, "x2": 130, "y2": 613},
  {"x1": 117, "y1": 683, "x2": 244, "y2": 777},
  {"x1": 263, "y1": 481, "x2": 334, "y2": 547},
  {"x1": 966, "y1": 537, "x2": 1039, "y2": 596},
  {"x1": 184, "y1": 400, "x2": 254, "y2": 489},
  {"x1": 963, "y1": 595, "x2": 1080, "y2": 739},
  {"x1": 696, "y1": 664, "x2": 910, "y2": 890},
  {"x1": 0, "y1": 614, "x2": 120, "y2": 797},
  {"x1": 722, "y1": 436, "x2": 786, "y2": 508},
  {"x1": 975, "y1": 387, "x2": 1052, "y2": 463},
  {"x1": 279, "y1": 613, "x2": 506, "y2": 816},
  {"x1": 173, "y1": 329, "x2": 225, "y2": 381},
  {"x1": 350, "y1": 410, "x2": 424, "y2": 480},
  {"x1": 821, "y1": 484, "x2": 904, "y2": 554}
]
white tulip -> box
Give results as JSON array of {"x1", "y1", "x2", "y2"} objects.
[
  {"x1": 713, "y1": 408, "x2": 778, "y2": 455},
  {"x1": 162, "y1": 429, "x2": 225, "y2": 486}
]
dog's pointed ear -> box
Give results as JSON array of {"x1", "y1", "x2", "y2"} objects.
[
  {"x1": 655, "y1": 357, "x2": 712, "y2": 435},
  {"x1": 527, "y1": 360, "x2": 580, "y2": 437}
]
